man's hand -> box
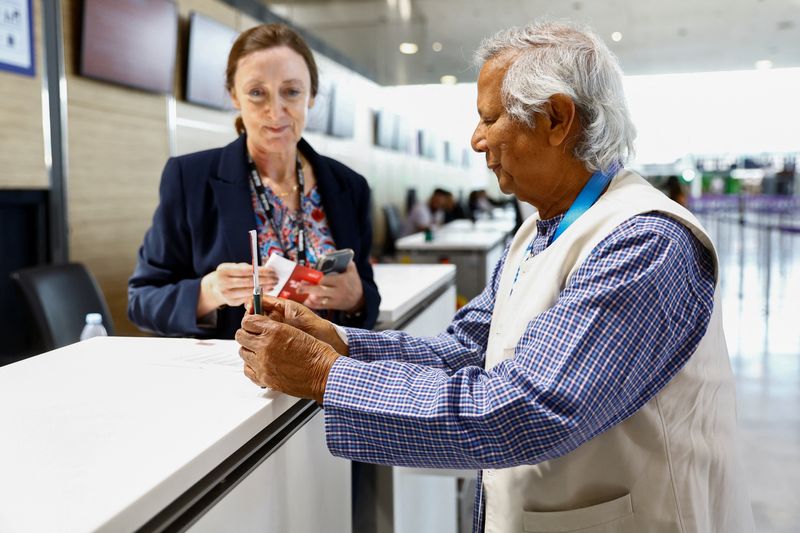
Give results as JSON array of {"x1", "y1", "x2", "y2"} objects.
[
  {"x1": 236, "y1": 314, "x2": 340, "y2": 403},
  {"x1": 249, "y1": 295, "x2": 348, "y2": 355}
]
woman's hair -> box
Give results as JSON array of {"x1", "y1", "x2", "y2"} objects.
[
  {"x1": 474, "y1": 20, "x2": 636, "y2": 173},
  {"x1": 226, "y1": 23, "x2": 319, "y2": 135}
]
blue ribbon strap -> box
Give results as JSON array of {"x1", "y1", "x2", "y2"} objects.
[
  {"x1": 509, "y1": 163, "x2": 620, "y2": 294},
  {"x1": 551, "y1": 162, "x2": 620, "y2": 244}
]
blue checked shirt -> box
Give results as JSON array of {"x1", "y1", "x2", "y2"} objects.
[{"x1": 323, "y1": 213, "x2": 715, "y2": 532}]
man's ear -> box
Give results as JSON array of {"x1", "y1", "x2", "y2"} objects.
[
  {"x1": 308, "y1": 95, "x2": 316, "y2": 110},
  {"x1": 230, "y1": 89, "x2": 241, "y2": 110},
  {"x1": 545, "y1": 93, "x2": 577, "y2": 147}
]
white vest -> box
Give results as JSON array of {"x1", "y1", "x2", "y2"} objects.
[{"x1": 483, "y1": 170, "x2": 754, "y2": 533}]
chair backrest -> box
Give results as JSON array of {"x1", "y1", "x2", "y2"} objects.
[
  {"x1": 382, "y1": 204, "x2": 403, "y2": 257},
  {"x1": 404, "y1": 188, "x2": 418, "y2": 216},
  {"x1": 10, "y1": 263, "x2": 114, "y2": 351}
]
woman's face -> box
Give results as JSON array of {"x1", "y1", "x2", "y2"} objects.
[{"x1": 230, "y1": 46, "x2": 314, "y2": 153}]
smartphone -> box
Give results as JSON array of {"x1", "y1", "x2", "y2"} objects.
[{"x1": 316, "y1": 248, "x2": 354, "y2": 274}]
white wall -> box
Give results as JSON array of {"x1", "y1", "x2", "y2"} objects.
[
  {"x1": 624, "y1": 68, "x2": 800, "y2": 164},
  {"x1": 388, "y1": 68, "x2": 800, "y2": 170},
  {"x1": 303, "y1": 55, "x2": 496, "y2": 228}
]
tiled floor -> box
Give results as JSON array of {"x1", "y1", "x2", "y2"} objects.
[{"x1": 699, "y1": 209, "x2": 800, "y2": 533}]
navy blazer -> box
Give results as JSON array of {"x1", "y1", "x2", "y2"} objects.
[{"x1": 128, "y1": 135, "x2": 380, "y2": 338}]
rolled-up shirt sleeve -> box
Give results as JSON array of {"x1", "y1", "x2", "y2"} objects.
[{"x1": 323, "y1": 214, "x2": 715, "y2": 469}]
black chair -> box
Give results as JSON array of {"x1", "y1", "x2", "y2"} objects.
[
  {"x1": 382, "y1": 204, "x2": 403, "y2": 257},
  {"x1": 10, "y1": 262, "x2": 114, "y2": 351},
  {"x1": 404, "y1": 188, "x2": 418, "y2": 216}
]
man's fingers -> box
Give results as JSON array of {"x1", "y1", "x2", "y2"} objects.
[
  {"x1": 240, "y1": 314, "x2": 273, "y2": 335},
  {"x1": 284, "y1": 300, "x2": 305, "y2": 322},
  {"x1": 243, "y1": 363, "x2": 260, "y2": 385},
  {"x1": 237, "y1": 329, "x2": 270, "y2": 357},
  {"x1": 260, "y1": 295, "x2": 284, "y2": 313},
  {"x1": 238, "y1": 344, "x2": 254, "y2": 364},
  {"x1": 257, "y1": 296, "x2": 285, "y2": 322}
]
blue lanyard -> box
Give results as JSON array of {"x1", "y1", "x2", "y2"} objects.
[
  {"x1": 550, "y1": 163, "x2": 619, "y2": 244},
  {"x1": 510, "y1": 163, "x2": 619, "y2": 294}
]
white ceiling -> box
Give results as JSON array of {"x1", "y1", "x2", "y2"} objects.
[{"x1": 266, "y1": 0, "x2": 800, "y2": 85}]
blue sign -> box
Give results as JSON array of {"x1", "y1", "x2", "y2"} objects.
[{"x1": 0, "y1": 0, "x2": 35, "y2": 77}]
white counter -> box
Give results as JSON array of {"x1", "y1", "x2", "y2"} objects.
[
  {"x1": 0, "y1": 337, "x2": 338, "y2": 533},
  {"x1": 440, "y1": 218, "x2": 516, "y2": 235},
  {"x1": 395, "y1": 228, "x2": 507, "y2": 252},
  {"x1": 0, "y1": 267, "x2": 462, "y2": 533},
  {"x1": 374, "y1": 263, "x2": 456, "y2": 326},
  {"x1": 394, "y1": 228, "x2": 508, "y2": 301}
]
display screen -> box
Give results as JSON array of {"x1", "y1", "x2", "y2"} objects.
[
  {"x1": 80, "y1": 0, "x2": 178, "y2": 94},
  {"x1": 395, "y1": 116, "x2": 411, "y2": 152},
  {"x1": 185, "y1": 12, "x2": 238, "y2": 109},
  {"x1": 443, "y1": 141, "x2": 452, "y2": 164},
  {"x1": 373, "y1": 110, "x2": 397, "y2": 149},
  {"x1": 419, "y1": 129, "x2": 438, "y2": 159}
]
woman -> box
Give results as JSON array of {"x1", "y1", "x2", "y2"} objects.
[{"x1": 128, "y1": 23, "x2": 379, "y2": 338}]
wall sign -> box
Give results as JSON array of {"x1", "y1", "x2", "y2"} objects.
[{"x1": 0, "y1": 0, "x2": 34, "y2": 77}]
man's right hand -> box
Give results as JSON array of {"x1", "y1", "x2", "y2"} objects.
[{"x1": 254, "y1": 295, "x2": 349, "y2": 356}]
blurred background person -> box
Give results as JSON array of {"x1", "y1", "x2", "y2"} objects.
[
  {"x1": 468, "y1": 189, "x2": 494, "y2": 218},
  {"x1": 664, "y1": 175, "x2": 688, "y2": 208},
  {"x1": 402, "y1": 187, "x2": 458, "y2": 236},
  {"x1": 467, "y1": 188, "x2": 511, "y2": 220},
  {"x1": 128, "y1": 23, "x2": 380, "y2": 339}
]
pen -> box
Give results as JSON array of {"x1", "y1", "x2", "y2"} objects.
[{"x1": 249, "y1": 230, "x2": 262, "y2": 315}]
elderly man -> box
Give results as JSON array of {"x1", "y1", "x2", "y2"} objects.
[{"x1": 237, "y1": 21, "x2": 754, "y2": 533}]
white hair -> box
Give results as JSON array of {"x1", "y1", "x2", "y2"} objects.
[{"x1": 474, "y1": 20, "x2": 636, "y2": 172}]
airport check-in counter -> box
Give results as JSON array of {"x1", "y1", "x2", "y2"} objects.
[
  {"x1": 366, "y1": 265, "x2": 476, "y2": 533},
  {"x1": 0, "y1": 264, "x2": 458, "y2": 533},
  {"x1": 395, "y1": 214, "x2": 515, "y2": 302}
]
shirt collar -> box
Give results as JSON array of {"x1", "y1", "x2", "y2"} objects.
[{"x1": 536, "y1": 213, "x2": 565, "y2": 240}]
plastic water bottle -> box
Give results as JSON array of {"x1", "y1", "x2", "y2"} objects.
[{"x1": 80, "y1": 313, "x2": 108, "y2": 341}]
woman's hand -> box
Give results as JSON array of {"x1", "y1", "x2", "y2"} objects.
[
  {"x1": 302, "y1": 261, "x2": 364, "y2": 313},
  {"x1": 197, "y1": 262, "x2": 278, "y2": 317},
  {"x1": 259, "y1": 266, "x2": 279, "y2": 292}
]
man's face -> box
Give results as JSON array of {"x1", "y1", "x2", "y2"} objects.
[{"x1": 470, "y1": 55, "x2": 563, "y2": 208}]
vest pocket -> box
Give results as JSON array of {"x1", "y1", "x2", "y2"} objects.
[{"x1": 522, "y1": 493, "x2": 633, "y2": 532}]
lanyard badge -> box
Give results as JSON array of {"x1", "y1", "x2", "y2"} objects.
[{"x1": 247, "y1": 153, "x2": 310, "y2": 266}]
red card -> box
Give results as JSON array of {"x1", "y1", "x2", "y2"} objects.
[{"x1": 277, "y1": 264, "x2": 324, "y2": 303}]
